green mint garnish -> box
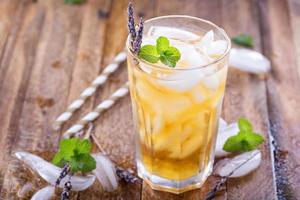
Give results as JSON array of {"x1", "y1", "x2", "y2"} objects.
[
  {"x1": 138, "y1": 45, "x2": 160, "y2": 63},
  {"x1": 223, "y1": 118, "x2": 264, "y2": 152},
  {"x1": 232, "y1": 34, "x2": 254, "y2": 48},
  {"x1": 52, "y1": 138, "x2": 96, "y2": 173},
  {"x1": 138, "y1": 36, "x2": 181, "y2": 68},
  {"x1": 64, "y1": 0, "x2": 85, "y2": 4}
]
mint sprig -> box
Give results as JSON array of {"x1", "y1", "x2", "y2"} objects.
[
  {"x1": 52, "y1": 138, "x2": 96, "y2": 173},
  {"x1": 138, "y1": 36, "x2": 181, "y2": 68},
  {"x1": 232, "y1": 34, "x2": 254, "y2": 48},
  {"x1": 64, "y1": 0, "x2": 85, "y2": 4},
  {"x1": 223, "y1": 118, "x2": 264, "y2": 152}
]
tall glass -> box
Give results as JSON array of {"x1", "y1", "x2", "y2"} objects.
[{"x1": 126, "y1": 16, "x2": 230, "y2": 193}]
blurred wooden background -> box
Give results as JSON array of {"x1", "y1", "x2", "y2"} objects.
[{"x1": 0, "y1": 0, "x2": 299, "y2": 199}]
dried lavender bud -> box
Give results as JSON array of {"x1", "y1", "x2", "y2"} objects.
[
  {"x1": 116, "y1": 166, "x2": 141, "y2": 184},
  {"x1": 61, "y1": 181, "x2": 72, "y2": 200},
  {"x1": 127, "y1": 2, "x2": 136, "y2": 47},
  {"x1": 56, "y1": 164, "x2": 70, "y2": 187},
  {"x1": 97, "y1": 9, "x2": 109, "y2": 19},
  {"x1": 132, "y1": 17, "x2": 144, "y2": 54},
  {"x1": 204, "y1": 177, "x2": 227, "y2": 200}
]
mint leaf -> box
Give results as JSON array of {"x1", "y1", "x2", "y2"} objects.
[
  {"x1": 64, "y1": 0, "x2": 85, "y2": 4},
  {"x1": 53, "y1": 138, "x2": 78, "y2": 164},
  {"x1": 223, "y1": 118, "x2": 264, "y2": 152},
  {"x1": 138, "y1": 36, "x2": 181, "y2": 67},
  {"x1": 160, "y1": 46, "x2": 181, "y2": 68},
  {"x1": 238, "y1": 118, "x2": 252, "y2": 132},
  {"x1": 242, "y1": 132, "x2": 264, "y2": 151},
  {"x1": 77, "y1": 139, "x2": 92, "y2": 154},
  {"x1": 156, "y1": 36, "x2": 170, "y2": 54},
  {"x1": 52, "y1": 138, "x2": 96, "y2": 173},
  {"x1": 70, "y1": 153, "x2": 96, "y2": 173},
  {"x1": 138, "y1": 45, "x2": 160, "y2": 63},
  {"x1": 223, "y1": 132, "x2": 264, "y2": 152},
  {"x1": 167, "y1": 46, "x2": 181, "y2": 61},
  {"x1": 232, "y1": 34, "x2": 253, "y2": 48},
  {"x1": 52, "y1": 152, "x2": 66, "y2": 167},
  {"x1": 160, "y1": 55, "x2": 176, "y2": 68},
  {"x1": 223, "y1": 134, "x2": 245, "y2": 152}
]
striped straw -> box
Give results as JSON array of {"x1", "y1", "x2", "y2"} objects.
[
  {"x1": 53, "y1": 51, "x2": 127, "y2": 130},
  {"x1": 63, "y1": 82, "x2": 130, "y2": 138}
]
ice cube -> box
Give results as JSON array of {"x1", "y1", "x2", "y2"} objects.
[
  {"x1": 157, "y1": 70, "x2": 204, "y2": 91},
  {"x1": 141, "y1": 36, "x2": 156, "y2": 46},
  {"x1": 152, "y1": 113, "x2": 164, "y2": 134},
  {"x1": 155, "y1": 40, "x2": 211, "y2": 91},
  {"x1": 191, "y1": 90, "x2": 204, "y2": 103},
  {"x1": 173, "y1": 41, "x2": 209, "y2": 67},
  {"x1": 206, "y1": 40, "x2": 227, "y2": 56},
  {"x1": 202, "y1": 65, "x2": 227, "y2": 90},
  {"x1": 147, "y1": 26, "x2": 200, "y2": 41},
  {"x1": 214, "y1": 150, "x2": 262, "y2": 177},
  {"x1": 229, "y1": 48, "x2": 271, "y2": 74},
  {"x1": 219, "y1": 118, "x2": 228, "y2": 130},
  {"x1": 196, "y1": 30, "x2": 227, "y2": 57},
  {"x1": 215, "y1": 122, "x2": 239, "y2": 157},
  {"x1": 198, "y1": 30, "x2": 214, "y2": 49}
]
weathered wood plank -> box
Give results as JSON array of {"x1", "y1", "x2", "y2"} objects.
[
  {"x1": 61, "y1": 0, "x2": 111, "y2": 131},
  {"x1": 0, "y1": 0, "x2": 85, "y2": 198},
  {"x1": 0, "y1": 1, "x2": 28, "y2": 180},
  {"x1": 287, "y1": 0, "x2": 300, "y2": 80},
  {"x1": 0, "y1": 0, "x2": 36, "y2": 193},
  {"x1": 221, "y1": 0, "x2": 276, "y2": 199},
  {"x1": 0, "y1": 0, "x2": 25, "y2": 78},
  {"x1": 259, "y1": 0, "x2": 300, "y2": 199},
  {"x1": 78, "y1": 0, "x2": 155, "y2": 199}
]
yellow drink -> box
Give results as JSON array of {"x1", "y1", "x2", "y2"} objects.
[{"x1": 126, "y1": 16, "x2": 230, "y2": 193}]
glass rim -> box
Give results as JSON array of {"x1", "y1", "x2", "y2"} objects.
[{"x1": 126, "y1": 15, "x2": 231, "y2": 71}]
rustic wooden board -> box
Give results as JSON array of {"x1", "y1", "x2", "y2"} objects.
[
  {"x1": 0, "y1": 0, "x2": 87, "y2": 198},
  {"x1": 0, "y1": 0, "x2": 26, "y2": 187},
  {"x1": 0, "y1": 0, "x2": 299, "y2": 199},
  {"x1": 221, "y1": 0, "x2": 276, "y2": 199},
  {"x1": 259, "y1": 0, "x2": 300, "y2": 199}
]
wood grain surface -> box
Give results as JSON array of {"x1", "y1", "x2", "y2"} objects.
[{"x1": 0, "y1": 0, "x2": 299, "y2": 199}]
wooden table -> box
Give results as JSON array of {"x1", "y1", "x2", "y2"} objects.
[{"x1": 0, "y1": 0, "x2": 299, "y2": 199}]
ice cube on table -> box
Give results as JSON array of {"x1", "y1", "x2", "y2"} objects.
[
  {"x1": 229, "y1": 48, "x2": 271, "y2": 74},
  {"x1": 215, "y1": 122, "x2": 239, "y2": 157},
  {"x1": 219, "y1": 118, "x2": 228, "y2": 130},
  {"x1": 147, "y1": 26, "x2": 200, "y2": 41},
  {"x1": 214, "y1": 150, "x2": 262, "y2": 177}
]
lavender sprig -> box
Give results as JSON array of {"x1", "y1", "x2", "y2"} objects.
[
  {"x1": 205, "y1": 177, "x2": 227, "y2": 200},
  {"x1": 61, "y1": 181, "x2": 72, "y2": 200},
  {"x1": 127, "y1": 2, "x2": 136, "y2": 47},
  {"x1": 55, "y1": 164, "x2": 70, "y2": 187},
  {"x1": 127, "y1": 2, "x2": 144, "y2": 54},
  {"x1": 132, "y1": 17, "x2": 144, "y2": 54},
  {"x1": 116, "y1": 166, "x2": 141, "y2": 184}
]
